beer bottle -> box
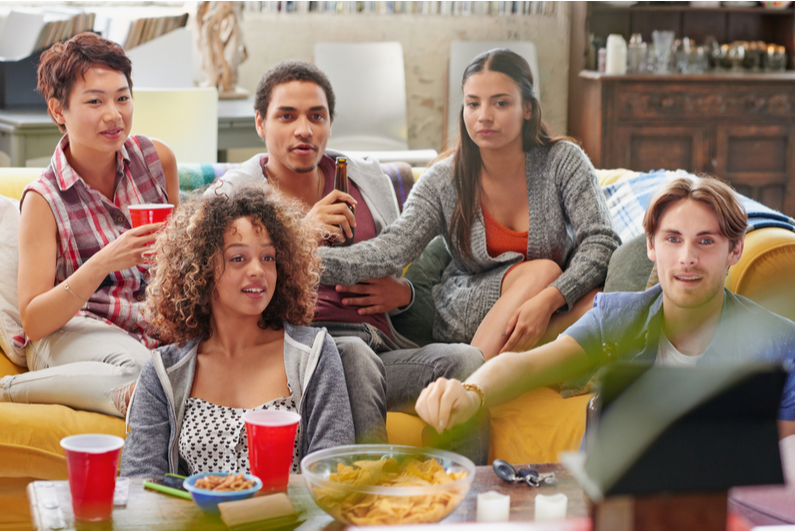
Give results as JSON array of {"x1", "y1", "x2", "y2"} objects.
[{"x1": 332, "y1": 157, "x2": 355, "y2": 246}]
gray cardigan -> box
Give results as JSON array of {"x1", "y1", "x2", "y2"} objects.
[
  {"x1": 318, "y1": 141, "x2": 621, "y2": 343},
  {"x1": 120, "y1": 323, "x2": 354, "y2": 478}
]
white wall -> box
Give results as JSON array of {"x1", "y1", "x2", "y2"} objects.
[{"x1": 236, "y1": 7, "x2": 571, "y2": 153}]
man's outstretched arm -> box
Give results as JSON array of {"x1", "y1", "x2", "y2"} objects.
[{"x1": 415, "y1": 334, "x2": 594, "y2": 433}]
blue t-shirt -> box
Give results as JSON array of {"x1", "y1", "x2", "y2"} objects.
[{"x1": 563, "y1": 285, "x2": 795, "y2": 420}]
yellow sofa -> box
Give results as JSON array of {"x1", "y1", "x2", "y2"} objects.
[
  {"x1": 0, "y1": 167, "x2": 592, "y2": 530},
  {"x1": 2, "y1": 166, "x2": 795, "y2": 530}
]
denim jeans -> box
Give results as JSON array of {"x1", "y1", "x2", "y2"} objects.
[
  {"x1": 318, "y1": 321, "x2": 489, "y2": 465},
  {"x1": 0, "y1": 315, "x2": 151, "y2": 417}
]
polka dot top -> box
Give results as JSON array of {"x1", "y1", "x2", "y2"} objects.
[{"x1": 178, "y1": 392, "x2": 301, "y2": 475}]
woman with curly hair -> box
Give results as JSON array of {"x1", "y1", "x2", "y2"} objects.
[{"x1": 121, "y1": 183, "x2": 354, "y2": 478}]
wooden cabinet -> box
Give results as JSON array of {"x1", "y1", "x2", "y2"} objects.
[
  {"x1": 571, "y1": 71, "x2": 795, "y2": 216},
  {"x1": 613, "y1": 124, "x2": 710, "y2": 174},
  {"x1": 566, "y1": 2, "x2": 795, "y2": 215}
]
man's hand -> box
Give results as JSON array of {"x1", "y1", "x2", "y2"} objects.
[
  {"x1": 415, "y1": 378, "x2": 480, "y2": 434},
  {"x1": 306, "y1": 190, "x2": 357, "y2": 243},
  {"x1": 336, "y1": 276, "x2": 411, "y2": 315}
]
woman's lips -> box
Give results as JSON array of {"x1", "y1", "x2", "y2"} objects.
[
  {"x1": 242, "y1": 286, "x2": 266, "y2": 299},
  {"x1": 101, "y1": 128, "x2": 123, "y2": 139},
  {"x1": 477, "y1": 130, "x2": 497, "y2": 137}
]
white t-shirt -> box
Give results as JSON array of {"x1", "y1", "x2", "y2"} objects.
[{"x1": 655, "y1": 332, "x2": 703, "y2": 367}]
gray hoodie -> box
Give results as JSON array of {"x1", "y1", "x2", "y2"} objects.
[{"x1": 120, "y1": 323, "x2": 354, "y2": 478}]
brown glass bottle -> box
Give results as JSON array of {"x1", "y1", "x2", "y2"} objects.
[{"x1": 332, "y1": 157, "x2": 355, "y2": 246}]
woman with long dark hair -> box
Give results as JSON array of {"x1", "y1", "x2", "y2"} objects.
[{"x1": 318, "y1": 49, "x2": 620, "y2": 360}]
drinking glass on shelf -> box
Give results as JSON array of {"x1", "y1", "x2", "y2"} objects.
[
  {"x1": 652, "y1": 30, "x2": 675, "y2": 74},
  {"x1": 691, "y1": 46, "x2": 709, "y2": 74},
  {"x1": 644, "y1": 44, "x2": 656, "y2": 73},
  {"x1": 727, "y1": 43, "x2": 746, "y2": 71},
  {"x1": 627, "y1": 33, "x2": 647, "y2": 73},
  {"x1": 673, "y1": 37, "x2": 692, "y2": 73}
]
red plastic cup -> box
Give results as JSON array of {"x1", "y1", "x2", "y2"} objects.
[
  {"x1": 60, "y1": 434, "x2": 124, "y2": 522},
  {"x1": 243, "y1": 410, "x2": 300, "y2": 491},
  {"x1": 128, "y1": 203, "x2": 174, "y2": 228}
]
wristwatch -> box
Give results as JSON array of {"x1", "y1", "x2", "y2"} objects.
[{"x1": 462, "y1": 383, "x2": 486, "y2": 410}]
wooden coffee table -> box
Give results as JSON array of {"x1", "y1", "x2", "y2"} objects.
[{"x1": 28, "y1": 464, "x2": 589, "y2": 530}]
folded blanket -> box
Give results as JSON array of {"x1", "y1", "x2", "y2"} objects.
[{"x1": 602, "y1": 169, "x2": 795, "y2": 242}]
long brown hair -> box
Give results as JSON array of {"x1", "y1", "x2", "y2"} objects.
[{"x1": 449, "y1": 48, "x2": 569, "y2": 263}]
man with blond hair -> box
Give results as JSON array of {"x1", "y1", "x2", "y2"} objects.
[{"x1": 416, "y1": 175, "x2": 795, "y2": 441}]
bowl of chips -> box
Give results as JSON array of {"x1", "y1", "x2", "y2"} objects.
[
  {"x1": 301, "y1": 444, "x2": 475, "y2": 526},
  {"x1": 183, "y1": 471, "x2": 263, "y2": 514}
]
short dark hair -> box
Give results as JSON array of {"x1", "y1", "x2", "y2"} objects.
[
  {"x1": 37, "y1": 32, "x2": 133, "y2": 133},
  {"x1": 644, "y1": 176, "x2": 747, "y2": 249},
  {"x1": 254, "y1": 60, "x2": 335, "y2": 122}
]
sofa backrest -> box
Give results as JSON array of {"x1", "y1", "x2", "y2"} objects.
[{"x1": 0, "y1": 162, "x2": 419, "y2": 210}]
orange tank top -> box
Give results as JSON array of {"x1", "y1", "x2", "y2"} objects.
[{"x1": 482, "y1": 204, "x2": 528, "y2": 259}]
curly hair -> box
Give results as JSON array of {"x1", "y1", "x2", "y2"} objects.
[
  {"x1": 147, "y1": 183, "x2": 320, "y2": 345},
  {"x1": 37, "y1": 32, "x2": 133, "y2": 133}
]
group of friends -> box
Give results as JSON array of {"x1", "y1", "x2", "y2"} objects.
[{"x1": 0, "y1": 33, "x2": 793, "y2": 480}]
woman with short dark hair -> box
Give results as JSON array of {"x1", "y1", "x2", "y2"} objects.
[{"x1": 0, "y1": 33, "x2": 179, "y2": 417}]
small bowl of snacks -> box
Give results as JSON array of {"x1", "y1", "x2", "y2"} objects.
[
  {"x1": 301, "y1": 444, "x2": 475, "y2": 526},
  {"x1": 183, "y1": 471, "x2": 263, "y2": 514}
]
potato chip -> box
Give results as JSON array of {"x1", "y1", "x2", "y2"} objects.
[{"x1": 312, "y1": 457, "x2": 468, "y2": 525}]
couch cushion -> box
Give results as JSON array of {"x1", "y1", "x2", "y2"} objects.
[
  {"x1": 488, "y1": 387, "x2": 593, "y2": 464},
  {"x1": 392, "y1": 236, "x2": 453, "y2": 346},
  {"x1": 603, "y1": 234, "x2": 654, "y2": 293},
  {"x1": 0, "y1": 168, "x2": 41, "y2": 201},
  {"x1": 0, "y1": 196, "x2": 24, "y2": 367},
  {"x1": 0, "y1": 403, "x2": 125, "y2": 480},
  {"x1": 726, "y1": 227, "x2": 795, "y2": 323}
]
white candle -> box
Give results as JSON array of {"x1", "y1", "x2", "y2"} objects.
[
  {"x1": 476, "y1": 491, "x2": 510, "y2": 522},
  {"x1": 534, "y1": 493, "x2": 567, "y2": 521}
]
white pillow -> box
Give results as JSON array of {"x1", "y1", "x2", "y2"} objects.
[{"x1": 0, "y1": 194, "x2": 25, "y2": 367}]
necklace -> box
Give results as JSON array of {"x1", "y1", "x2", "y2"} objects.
[{"x1": 263, "y1": 163, "x2": 324, "y2": 204}]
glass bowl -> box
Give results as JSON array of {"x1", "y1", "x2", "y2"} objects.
[
  {"x1": 182, "y1": 472, "x2": 263, "y2": 514},
  {"x1": 300, "y1": 444, "x2": 475, "y2": 526}
]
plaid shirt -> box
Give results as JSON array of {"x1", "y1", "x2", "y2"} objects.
[{"x1": 16, "y1": 134, "x2": 168, "y2": 350}]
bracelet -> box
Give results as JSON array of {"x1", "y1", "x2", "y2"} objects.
[
  {"x1": 462, "y1": 383, "x2": 486, "y2": 410},
  {"x1": 63, "y1": 279, "x2": 90, "y2": 304}
]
